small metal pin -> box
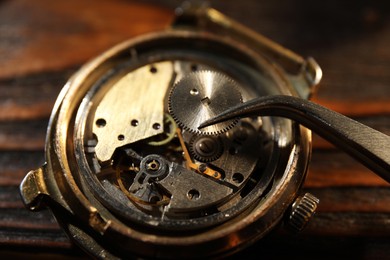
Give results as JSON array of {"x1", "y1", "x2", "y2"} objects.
[{"x1": 201, "y1": 96, "x2": 211, "y2": 105}]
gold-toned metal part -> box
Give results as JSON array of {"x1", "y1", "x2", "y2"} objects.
[
  {"x1": 176, "y1": 128, "x2": 222, "y2": 180},
  {"x1": 19, "y1": 166, "x2": 49, "y2": 211},
  {"x1": 287, "y1": 193, "x2": 319, "y2": 233},
  {"x1": 93, "y1": 61, "x2": 174, "y2": 161}
]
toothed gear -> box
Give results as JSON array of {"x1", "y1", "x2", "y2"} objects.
[
  {"x1": 168, "y1": 71, "x2": 243, "y2": 135},
  {"x1": 189, "y1": 135, "x2": 224, "y2": 162}
]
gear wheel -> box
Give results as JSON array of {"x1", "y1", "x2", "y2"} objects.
[
  {"x1": 189, "y1": 135, "x2": 224, "y2": 162},
  {"x1": 168, "y1": 71, "x2": 242, "y2": 135}
]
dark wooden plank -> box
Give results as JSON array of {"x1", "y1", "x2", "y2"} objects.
[
  {"x1": 306, "y1": 150, "x2": 389, "y2": 187},
  {"x1": 0, "y1": 151, "x2": 44, "y2": 185},
  {"x1": 0, "y1": 69, "x2": 75, "y2": 120},
  {"x1": 0, "y1": 0, "x2": 172, "y2": 79},
  {"x1": 0, "y1": 249, "x2": 85, "y2": 260},
  {"x1": 0, "y1": 186, "x2": 25, "y2": 208},
  {"x1": 0, "y1": 229, "x2": 70, "y2": 248},
  {"x1": 0, "y1": 208, "x2": 59, "y2": 230},
  {"x1": 234, "y1": 233, "x2": 390, "y2": 259},
  {"x1": 305, "y1": 187, "x2": 390, "y2": 213},
  {"x1": 0, "y1": 119, "x2": 47, "y2": 150},
  {"x1": 304, "y1": 212, "x2": 390, "y2": 237}
]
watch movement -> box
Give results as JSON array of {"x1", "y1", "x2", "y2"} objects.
[{"x1": 20, "y1": 4, "x2": 326, "y2": 259}]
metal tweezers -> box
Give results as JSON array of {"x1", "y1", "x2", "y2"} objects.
[{"x1": 199, "y1": 95, "x2": 390, "y2": 183}]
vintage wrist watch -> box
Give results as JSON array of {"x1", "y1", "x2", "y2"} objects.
[{"x1": 20, "y1": 4, "x2": 323, "y2": 259}]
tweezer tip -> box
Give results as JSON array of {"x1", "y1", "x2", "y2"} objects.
[
  {"x1": 198, "y1": 118, "x2": 215, "y2": 129},
  {"x1": 197, "y1": 122, "x2": 207, "y2": 129}
]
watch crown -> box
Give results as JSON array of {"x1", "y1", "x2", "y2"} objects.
[{"x1": 287, "y1": 193, "x2": 319, "y2": 233}]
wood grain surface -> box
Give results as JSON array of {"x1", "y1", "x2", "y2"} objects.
[{"x1": 0, "y1": 0, "x2": 389, "y2": 259}]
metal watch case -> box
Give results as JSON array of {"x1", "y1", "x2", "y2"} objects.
[{"x1": 20, "y1": 5, "x2": 322, "y2": 259}]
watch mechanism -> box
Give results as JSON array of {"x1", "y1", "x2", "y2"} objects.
[
  {"x1": 20, "y1": 7, "x2": 320, "y2": 257},
  {"x1": 85, "y1": 60, "x2": 274, "y2": 229}
]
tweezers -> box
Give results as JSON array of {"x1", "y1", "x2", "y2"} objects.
[{"x1": 199, "y1": 95, "x2": 390, "y2": 183}]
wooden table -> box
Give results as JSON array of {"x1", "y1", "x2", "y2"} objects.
[{"x1": 0, "y1": 0, "x2": 389, "y2": 258}]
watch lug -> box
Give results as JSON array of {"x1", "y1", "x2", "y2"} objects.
[
  {"x1": 302, "y1": 57, "x2": 322, "y2": 99},
  {"x1": 172, "y1": 1, "x2": 210, "y2": 28},
  {"x1": 305, "y1": 57, "x2": 322, "y2": 88},
  {"x1": 288, "y1": 57, "x2": 323, "y2": 100},
  {"x1": 19, "y1": 165, "x2": 49, "y2": 211}
]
